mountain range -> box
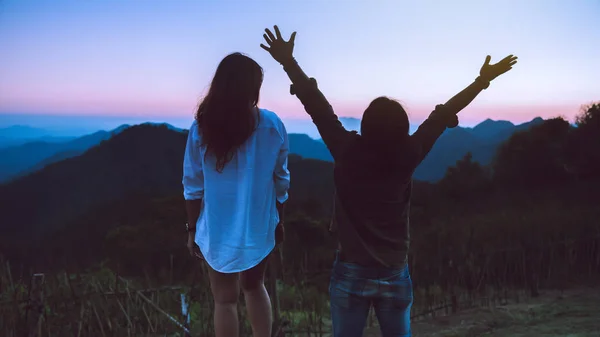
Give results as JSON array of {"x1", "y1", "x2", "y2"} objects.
[
  {"x1": 0, "y1": 125, "x2": 77, "y2": 149},
  {"x1": 0, "y1": 124, "x2": 336, "y2": 242},
  {"x1": 415, "y1": 117, "x2": 544, "y2": 181},
  {"x1": 286, "y1": 117, "x2": 545, "y2": 180},
  {"x1": 0, "y1": 123, "x2": 186, "y2": 183},
  {"x1": 0, "y1": 116, "x2": 543, "y2": 184},
  {"x1": 0, "y1": 116, "x2": 545, "y2": 263},
  {"x1": 0, "y1": 125, "x2": 128, "y2": 182}
]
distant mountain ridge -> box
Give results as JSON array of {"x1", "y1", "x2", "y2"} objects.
[
  {"x1": 287, "y1": 117, "x2": 545, "y2": 181},
  {"x1": 0, "y1": 125, "x2": 77, "y2": 148},
  {"x1": 288, "y1": 133, "x2": 333, "y2": 162},
  {"x1": 0, "y1": 117, "x2": 546, "y2": 246},
  {"x1": 338, "y1": 117, "x2": 361, "y2": 131},
  {"x1": 0, "y1": 124, "x2": 129, "y2": 182},
  {"x1": 0, "y1": 117, "x2": 544, "y2": 184},
  {"x1": 281, "y1": 115, "x2": 361, "y2": 139},
  {"x1": 0, "y1": 124, "x2": 186, "y2": 239},
  {"x1": 0, "y1": 124, "x2": 337, "y2": 242},
  {"x1": 414, "y1": 117, "x2": 545, "y2": 180},
  {"x1": 471, "y1": 118, "x2": 515, "y2": 139},
  {"x1": 0, "y1": 125, "x2": 52, "y2": 139}
]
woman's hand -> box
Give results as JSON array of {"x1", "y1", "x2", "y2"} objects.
[
  {"x1": 275, "y1": 222, "x2": 285, "y2": 245},
  {"x1": 260, "y1": 25, "x2": 297, "y2": 65},
  {"x1": 187, "y1": 233, "x2": 203, "y2": 259},
  {"x1": 479, "y1": 55, "x2": 518, "y2": 82}
]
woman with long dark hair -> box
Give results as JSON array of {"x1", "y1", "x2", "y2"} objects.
[
  {"x1": 182, "y1": 52, "x2": 290, "y2": 337},
  {"x1": 261, "y1": 26, "x2": 517, "y2": 337}
]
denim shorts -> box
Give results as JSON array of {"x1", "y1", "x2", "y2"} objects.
[{"x1": 329, "y1": 251, "x2": 413, "y2": 337}]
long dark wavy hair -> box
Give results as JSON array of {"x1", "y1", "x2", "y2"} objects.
[
  {"x1": 361, "y1": 96, "x2": 410, "y2": 144},
  {"x1": 195, "y1": 53, "x2": 264, "y2": 172}
]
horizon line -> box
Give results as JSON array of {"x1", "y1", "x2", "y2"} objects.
[{"x1": 0, "y1": 110, "x2": 549, "y2": 125}]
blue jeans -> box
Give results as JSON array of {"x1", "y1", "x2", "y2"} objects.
[{"x1": 329, "y1": 252, "x2": 413, "y2": 337}]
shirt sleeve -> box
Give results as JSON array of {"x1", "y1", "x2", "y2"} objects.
[
  {"x1": 411, "y1": 104, "x2": 459, "y2": 164},
  {"x1": 289, "y1": 76, "x2": 354, "y2": 160},
  {"x1": 182, "y1": 121, "x2": 205, "y2": 200},
  {"x1": 273, "y1": 121, "x2": 290, "y2": 203}
]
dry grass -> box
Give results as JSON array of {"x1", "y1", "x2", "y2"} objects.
[
  {"x1": 2, "y1": 254, "x2": 599, "y2": 337},
  {"x1": 404, "y1": 288, "x2": 600, "y2": 337}
]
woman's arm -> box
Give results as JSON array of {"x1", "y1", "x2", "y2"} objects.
[
  {"x1": 261, "y1": 26, "x2": 354, "y2": 160},
  {"x1": 442, "y1": 77, "x2": 489, "y2": 115},
  {"x1": 411, "y1": 78, "x2": 489, "y2": 157},
  {"x1": 182, "y1": 122, "x2": 205, "y2": 208},
  {"x1": 282, "y1": 59, "x2": 354, "y2": 158},
  {"x1": 185, "y1": 200, "x2": 202, "y2": 230},
  {"x1": 411, "y1": 78, "x2": 489, "y2": 155},
  {"x1": 182, "y1": 122, "x2": 204, "y2": 257},
  {"x1": 444, "y1": 54, "x2": 518, "y2": 115},
  {"x1": 411, "y1": 55, "x2": 518, "y2": 163}
]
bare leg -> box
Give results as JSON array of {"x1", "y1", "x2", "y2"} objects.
[
  {"x1": 207, "y1": 265, "x2": 240, "y2": 337},
  {"x1": 241, "y1": 255, "x2": 272, "y2": 337}
]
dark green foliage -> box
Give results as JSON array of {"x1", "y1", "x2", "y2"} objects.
[
  {"x1": 414, "y1": 117, "x2": 545, "y2": 181},
  {"x1": 438, "y1": 152, "x2": 492, "y2": 201},
  {"x1": 566, "y1": 103, "x2": 600, "y2": 178},
  {"x1": 0, "y1": 124, "x2": 186, "y2": 240},
  {"x1": 493, "y1": 117, "x2": 572, "y2": 188}
]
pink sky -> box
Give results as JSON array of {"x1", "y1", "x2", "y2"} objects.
[{"x1": 0, "y1": 0, "x2": 598, "y2": 127}]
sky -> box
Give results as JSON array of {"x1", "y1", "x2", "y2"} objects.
[{"x1": 0, "y1": 0, "x2": 599, "y2": 134}]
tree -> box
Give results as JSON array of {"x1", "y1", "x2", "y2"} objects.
[
  {"x1": 438, "y1": 152, "x2": 492, "y2": 201},
  {"x1": 566, "y1": 102, "x2": 600, "y2": 179},
  {"x1": 492, "y1": 117, "x2": 572, "y2": 189}
]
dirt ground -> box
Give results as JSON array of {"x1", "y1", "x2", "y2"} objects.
[{"x1": 363, "y1": 288, "x2": 600, "y2": 337}]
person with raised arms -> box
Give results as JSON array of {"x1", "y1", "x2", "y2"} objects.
[{"x1": 260, "y1": 25, "x2": 517, "y2": 337}]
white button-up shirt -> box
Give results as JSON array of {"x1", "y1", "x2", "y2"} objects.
[{"x1": 182, "y1": 108, "x2": 290, "y2": 273}]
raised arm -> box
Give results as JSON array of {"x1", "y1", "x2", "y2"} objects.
[
  {"x1": 260, "y1": 25, "x2": 354, "y2": 160},
  {"x1": 412, "y1": 54, "x2": 518, "y2": 162},
  {"x1": 444, "y1": 55, "x2": 517, "y2": 115}
]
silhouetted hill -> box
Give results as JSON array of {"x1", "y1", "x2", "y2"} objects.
[
  {"x1": 338, "y1": 117, "x2": 361, "y2": 131},
  {"x1": 286, "y1": 117, "x2": 546, "y2": 181},
  {"x1": 0, "y1": 125, "x2": 128, "y2": 182},
  {"x1": 16, "y1": 149, "x2": 88, "y2": 178},
  {"x1": 0, "y1": 117, "x2": 545, "y2": 186},
  {"x1": 1, "y1": 125, "x2": 332, "y2": 183},
  {"x1": 471, "y1": 118, "x2": 515, "y2": 139},
  {"x1": 3, "y1": 114, "x2": 591, "y2": 276},
  {"x1": 0, "y1": 124, "x2": 184, "y2": 239},
  {"x1": 493, "y1": 117, "x2": 544, "y2": 142},
  {"x1": 0, "y1": 125, "x2": 51, "y2": 139},
  {"x1": 0, "y1": 125, "x2": 340, "y2": 243},
  {"x1": 414, "y1": 117, "x2": 544, "y2": 181},
  {"x1": 0, "y1": 125, "x2": 77, "y2": 148},
  {"x1": 288, "y1": 134, "x2": 333, "y2": 162}
]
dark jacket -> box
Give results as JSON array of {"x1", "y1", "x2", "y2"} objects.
[{"x1": 288, "y1": 67, "x2": 457, "y2": 268}]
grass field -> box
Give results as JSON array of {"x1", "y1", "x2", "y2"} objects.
[{"x1": 362, "y1": 288, "x2": 600, "y2": 337}]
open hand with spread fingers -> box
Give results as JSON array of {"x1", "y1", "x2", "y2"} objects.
[
  {"x1": 479, "y1": 55, "x2": 518, "y2": 82},
  {"x1": 260, "y1": 25, "x2": 297, "y2": 65}
]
